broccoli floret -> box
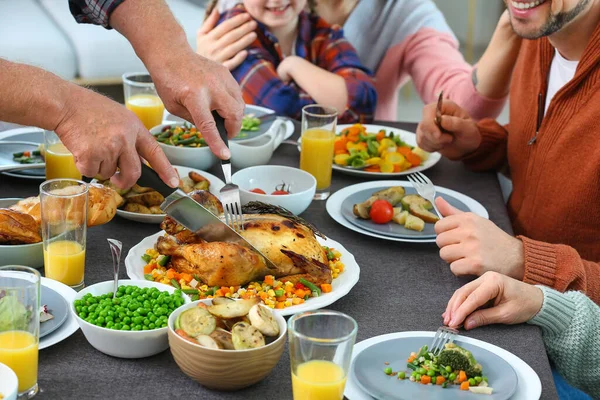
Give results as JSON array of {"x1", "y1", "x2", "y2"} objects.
[{"x1": 437, "y1": 343, "x2": 482, "y2": 377}]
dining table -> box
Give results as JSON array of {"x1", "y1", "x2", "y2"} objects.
[{"x1": 1, "y1": 120, "x2": 558, "y2": 399}]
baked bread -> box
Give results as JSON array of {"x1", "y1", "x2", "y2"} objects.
[{"x1": 0, "y1": 209, "x2": 42, "y2": 244}]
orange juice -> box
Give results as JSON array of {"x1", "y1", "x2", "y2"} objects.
[
  {"x1": 44, "y1": 240, "x2": 86, "y2": 287},
  {"x1": 45, "y1": 143, "x2": 82, "y2": 180},
  {"x1": 0, "y1": 331, "x2": 38, "y2": 393},
  {"x1": 126, "y1": 94, "x2": 165, "y2": 129},
  {"x1": 300, "y1": 128, "x2": 335, "y2": 190},
  {"x1": 292, "y1": 360, "x2": 347, "y2": 400}
]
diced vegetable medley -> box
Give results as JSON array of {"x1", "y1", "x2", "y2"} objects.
[
  {"x1": 154, "y1": 124, "x2": 206, "y2": 147},
  {"x1": 241, "y1": 114, "x2": 261, "y2": 131},
  {"x1": 333, "y1": 123, "x2": 430, "y2": 173},
  {"x1": 12, "y1": 150, "x2": 42, "y2": 164}
]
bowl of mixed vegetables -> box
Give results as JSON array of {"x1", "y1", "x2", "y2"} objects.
[{"x1": 150, "y1": 123, "x2": 216, "y2": 171}]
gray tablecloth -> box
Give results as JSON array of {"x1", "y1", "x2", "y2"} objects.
[{"x1": 1, "y1": 121, "x2": 558, "y2": 399}]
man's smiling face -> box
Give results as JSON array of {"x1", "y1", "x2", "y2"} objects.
[{"x1": 505, "y1": 0, "x2": 592, "y2": 38}]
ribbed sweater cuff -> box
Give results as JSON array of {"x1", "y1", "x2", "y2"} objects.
[
  {"x1": 460, "y1": 119, "x2": 508, "y2": 170},
  {"x1": 527, "y1": 286, "x2": 575, "y2": 336},
  {"x1": 519, "y1": 236, "x2": 558, "y2": 288}
]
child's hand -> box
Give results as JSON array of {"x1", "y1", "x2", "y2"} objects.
[{"x1": 277, "y1": 56, "x2": 301, "y2": 84}]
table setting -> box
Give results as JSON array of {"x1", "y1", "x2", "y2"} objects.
[{"x1": 0, "y1": 93, "x2": 558, "y2": 399}]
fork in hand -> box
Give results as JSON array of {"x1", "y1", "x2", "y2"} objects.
[
  {"x1": 407, "y1": 171, "x2": 442, "y2": 219},
  {"x1": 430, "y1": 326, "x2": 458, "y2": 356}
]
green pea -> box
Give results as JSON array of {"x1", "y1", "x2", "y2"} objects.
[
  {"x1": 106, "y1": 321, "x2": 114, "y2": 329},
  {"x1": 475, "y1": 376, "x2": 483, "y2": 384},
  {"x1": 468, "y1": 378, "x2": 476, "y2": 386},
  {"x1": 149, "y1": 315, "x2": 157, "y2": 323},
  {"x1": 79, "y1": 312, "x2": 87, "y2": 319},
  {"x1": 122, "y1": 325, "x2": 130, "y2": 330},
  {"x1": 418, "y1": 368, "x2": 427, "y2": 375},
  {"x1": 397, "y1": 371, "x2": 406, "y2": 380},
  {"x1": 448, "y1": 373, "x2": 456, "y2": 381},
  {"x1": 123, "y1": 316, "x2": 131, "y2": 324},
  {"x1": 415, "y1": 374, "x2": 422, "y2": 381},
  {"x1": 114, "y1": 323, "x2": 123, "y2": 330},
  {"x1": 445, "y1": 366, "x2": 452, "y2": 373},
  {"x1": 133, "y1": 316, "x2": 144, "y2": 325},
  {"x1": 96, "y1": 316, "x2": 105, "y2": 324},
  {"x1": 384, "y1": 367, "x2": 392, "y2": 375},
  {"x1": 427, "y1": 370, "x2": 436, "y2": 377},
  {"x1": 149, "y1": 323, "x2": 156, "y2": 329}
]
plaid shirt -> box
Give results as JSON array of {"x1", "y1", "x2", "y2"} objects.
[
  {"x1": 219, "y1": 6, "x2": 377, "y2": 123},
  {"x1": 69, "y1": 0, "x2": 125, "y2": 28}
]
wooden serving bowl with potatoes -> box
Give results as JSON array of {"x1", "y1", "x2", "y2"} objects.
[{"x1": 167, "y1": 298, "x2": 287, "y2": 391}]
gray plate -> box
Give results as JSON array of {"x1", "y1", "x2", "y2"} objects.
[
  {"x1": 341, "y1": 186, "x2": 469, "y2": 239},
  {"x1": 0, "y1": 131, "x2": 46, "y2": 179},
  {"x1": 40, "y1": 285, "x2": 69, "y2": 338},
  {"x1": 352, "y1": 336, "x2": 518, "y2": 400}
]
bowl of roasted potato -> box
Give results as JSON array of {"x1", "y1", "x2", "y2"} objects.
[
  {"x1": 96, "y1": 166, "x2": 225, "y2": 224},
  {"x1": 168, "y1": 298, "x2": 287, "y2": 391}
]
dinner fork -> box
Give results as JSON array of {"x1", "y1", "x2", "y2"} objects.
[
  {"x1": 430, "y1": 326, "x2": 458, "y2": 356},
  {"x1": 108, "y1": 239, "x2": 122, "y2": 300},
  {"x1": 406, "y1": 171, "x2": 442, "y2": 219},
  {"x1": 213, "y1": 111, "x2": 244, "y2": 233}
]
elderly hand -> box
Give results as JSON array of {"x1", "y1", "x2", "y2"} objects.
[
  {"x1": 196, "y1": 8, "x2": 257, "y2": 70},
  {"x1": 443, "y1": 271, "x2": 543, "y2": 330},
  {"x1": 416, "y1": 100, "x2": 481, "y2": 160},
  {"x1": 435, "y1": 197, "x2": 525, "y2": 280},
  {"x1": 56, "y1": 86, "x2": 178, "y2": 189},
  {"x1": 146, "y1": 48, "x2": 245, "y2": 160}
]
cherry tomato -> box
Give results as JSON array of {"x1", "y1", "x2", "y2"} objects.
[
  {"x1": 250, "y1": 188, "x2": 266, "y2": 194},
  {"x1": 369, "y1": 200, "x2": 394, "y2": 224},
  {"x1": 271, "y1": 190, "x2": 289, "y2": 195}
]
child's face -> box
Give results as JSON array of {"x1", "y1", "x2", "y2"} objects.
[{"x1": 243, "y1": 0, "x2": 307, "y2": 29}]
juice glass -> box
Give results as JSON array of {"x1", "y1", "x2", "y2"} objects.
[
  {"x1": 299, "y1": 105, "x2": 337, "y2": 200},
  {"x1": 122, "y1": 72, "x2": 165, "y2": 129},
  {"x1": 288, "y1": 310, "x2": 358, "y2": 400},
  {"x1": 43, "y1": 131, "x2": 81, "y2": 180},
  {"x1": 0, "y1": 266, "x2": 41, "y2": 399},
  {"x1": 40, "y1": 179, "x2": 88, "y2": 290}
]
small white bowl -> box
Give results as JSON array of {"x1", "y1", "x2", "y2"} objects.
[
  {"x1": 231, "y1": 166, "x2": 316, "y2": 215},
  {"x1": 0, "y1": 198, "x2": 43, "y2": 268},
  {"x1": 150, "y1": 123, "x2": 217, "y2": 171},
  {"x1": 229, "y1": 119, "x2": 286, "y2": 169},
  {"x1": 0, "y1": 362, "x2": 18, "y2": 400},
  {"x1": 71, "y1": 279, "x2": 190, "y2": 358}
]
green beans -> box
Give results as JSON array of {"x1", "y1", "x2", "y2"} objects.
[
  {"x1": 407, "y1": 363, "x2": 417, "y2": 371},
  {"x1": 74, "y1": 285, "x2": 183, "y2": 331},
  {"x1": 141, "y1": 254, "x2": 153, "y2": 263},
  {"x1": 441, "y1": 382, "x2": 448, "y2": 389},
  {"x1": 397, "y1": 371, "x2": 406, "y2": 380},
  {"x1": 299, "y1": 278, "x2": 321, "y2": 297},
  {"x1": 158, "y1": 255, "x2": 170, "y2": 267}
]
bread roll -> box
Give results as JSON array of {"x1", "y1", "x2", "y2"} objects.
[{"x1": 0, "y1": 209, "x2": 42, "y2": 244}]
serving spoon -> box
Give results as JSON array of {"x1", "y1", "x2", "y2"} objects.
[{"x1": 108, "y1": 239, "x2": 122, "y2": 299}]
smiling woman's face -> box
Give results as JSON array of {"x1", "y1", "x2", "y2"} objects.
[
  {"x1": 505, "y1": 0, "x2": 593, "y2": 38},
  {"x1": 243, "y1": 0, "x2": 307, "y2": 29}
]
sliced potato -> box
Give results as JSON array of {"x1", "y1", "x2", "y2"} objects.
[
  {"x1": 392, "y1": 209, "x2": 409, "y2": 225},
  {"x1": 196, "y1": 334, "x2": 221, "y2": 349},
  {"x1": 248, "y1": 304, "x2": 280, "y2": 337},
  {"x1": 231, "y1": 322, "x2": 265, "y2": 350},
  {"x1": 99, "y1": 180, "x2": 130, "y2": 197},
  {"x1": 189, "y1": 171, "x2": 209, "y2": 184},
  {"x1": 409, "y1": 203, "x2": 439, "y2": 223},
  {"x1": 207, "y1": 298, "x2": 260, "y2": 319},
  {"x1": 469, "y1": 387, "x2": 494, "y2": 395},
  {"x1": 179, "y1": 176, "x2": 195, "y2": 194},
  {"x1": 222, "y1": 316, "x2": 250, "y2": 331},
  {"x1": 405, "y1": 214, "x2": 425, "y2": 232},
  {"x1": 130, "y1": 184, "x2": 154, "y2": 194},
  {"x1": 123, "y1": 203, "x2": 152, "y2": 214},
  {"x1": 125, "y1": 191, "x2": 164, "y2": 207},
  {"x1": 212, "y1": 297, "x2": 236, "y2": 305},
  {"x1": 210, "y1": 328, "x2": 235, "y2": 350},
  {"x1": 401, "y1": 194, "x2": 432, "y2": 211},
  {"x1": 194, "y1": 181, "x2": 209, "y2": 191},
  {"x1": 178, "y1": 307, "x2": 217, "y2": 337},
  {"x1": 372, "y1": 186, "x2": 405, "y2": 206},
  {"x1": 149, "y1": 206, "x2": 163, "y2": 214}
]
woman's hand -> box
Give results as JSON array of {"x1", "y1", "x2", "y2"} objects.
[
  {"x1": 196, "y1": 8, "x2": 257, "y2": 70},
  {"x1": 443, "y1": 271, "x2": 543, "y2": 330}
]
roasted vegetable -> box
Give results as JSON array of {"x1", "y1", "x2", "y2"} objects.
[
  {"x1": 195, "y1": 334, "x2": 220, "y2": 349},
  {"x1": 248, "y1": 304, "x2": 280, "y2": 337},
  {"x1": 404, "y1": 214, "x2": 425, "y2": 232},
  {"x1": 231, "y1": 322, "x2": 265, "y2": 350},
  {"x1": 125, "y1": 191, "x2": 164, "y2": 206},
  {"x1": 408, "y1": 203, "x2": 439, "y2": 223},
  {"x1": 123, "y1": 203, "x2": 152, "y2": 214},
  {"x1": 371, "y1": 187, "x2": 405, "y2": 206},
  {"x1": 401, "y1": 194, "x2": 433, "y2": 211},
  {"x1": 207, "y1": 298, "x2": 260, "y2": 319},
  {"x1": 353, "y1": 196, "x2": 377, "y2": 219},
  {"x1": 177, "y1": 307, "x2": 217, "y2": 337},
  {"x1": 438, "y1": 343, "x2": 482, "y2": 377},
  {"x1": 392, "y1": 208, "x2": 409, "y2": 225},
  {"x1": 209, "y1": 328, "x2": 235, "y2": 350}
]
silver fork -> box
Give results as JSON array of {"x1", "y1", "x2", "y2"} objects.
[
  {"x1": 430, "y1": 326, "x2": 458, "y2": 356},
  {"x1": 213, "y1": 111, "x2": 244, "y2": 233},
  {"x1": 406, "y1": 171, "x2": 442, "y2": 219}
]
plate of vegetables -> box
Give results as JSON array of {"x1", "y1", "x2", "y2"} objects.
[
  {"x1": 0, "y1": 140, "x2": 45, "y2": 178},
  {"x1": 331, "y1": 124, "x2": 441, "y2": 177},
  {"x1": 352, "y1": 336, "x2": 518, "y2": 399}
]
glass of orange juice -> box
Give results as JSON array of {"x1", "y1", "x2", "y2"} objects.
[
  {"x1": 288, "y1": 310, "x2": 358, "y2": 400},
  {"x1": 40, "y1": 179, "x2": 88, "y2": 291},
  {"x1": 299, "y1": 105, "x2": 338, "y2": 200},
  {"x1": 43, "y1": 131, "x2": 82, "y2": 180},
  {"x1": 122, "y1": 72, "x2": 165, "y2": 130},
  {"x1": 0, "y1": 265, "x2": 41, "y2": 399}
]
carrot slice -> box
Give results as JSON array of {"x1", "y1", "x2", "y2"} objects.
[
  {"x1": 420, "y1": 375, "x2": 431, "y2": 385},
  {"x1": 436, "y1": 376, "x2": 446, "y2": 385},
  {"x1": 458, "y1": 370, "x2": 467, "y2": 383},
  {"x1": 460, "y1": 381, "x2": 470, "y2": 390},
  {"x1": 397, "y1": 146, "x2": 412, "y2": 156},
  {"x1": 406, "y1": 152, "x2": 422, "y2": 167}
]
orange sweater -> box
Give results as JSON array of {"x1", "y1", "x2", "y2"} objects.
[{"x1": 461, "y1": 26, "x2": 600, "y2": 304}]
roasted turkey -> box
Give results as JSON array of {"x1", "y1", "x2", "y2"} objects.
[{"x1": 157, "y1": 192, "x2": 332, "y2": 287}]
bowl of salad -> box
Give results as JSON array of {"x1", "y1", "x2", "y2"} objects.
[{"x1": 150, "y1": 123, "x2": 217, "y2": 171}]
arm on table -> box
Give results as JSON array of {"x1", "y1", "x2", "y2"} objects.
[{"x1": 528, "y1": 287, "x2": 600, "y2": 398}]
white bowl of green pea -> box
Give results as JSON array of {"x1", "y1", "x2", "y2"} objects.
[
  {"x1": 71, "y1": 279, "x2": 190, "y2": 358},
  {"x1": 150, "y1": 122, "x2": 217, "y2": 171}
]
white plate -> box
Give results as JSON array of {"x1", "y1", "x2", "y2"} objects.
[
  {"x1": 163, "y1": 105, "x2": 295, "y2": 144},
  {"x1": 97, "y1": 166, "x2": 225, "y2": 224},
  {"x1": 0, "y1": 127, "x2": 45, "y2": 180},
  {"x1": 39, "y1": 277, "x2": 79, "y2": 350},
  {"x1": 125, "y1": 231, "x2": 360, "y2": 316},
  {"x1": 326, "y1": 181, "x2": 488, "y2": 243},
  {"x1": 297, "y1": 124, "x2": 441, "y2": 178},
  {"x1": 345, "y1": 331, "x2": 542, "y2": 400}
]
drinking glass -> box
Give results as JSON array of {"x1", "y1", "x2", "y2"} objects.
[
  {"x1": 288, "y1": 310, "x2": 358, "y2": 400},
  {"x1": 0, "y1": 266, "x2": 41, "y2": 399},
  {"x1": 40, "y1": 179, "x2": 88, "y2": 290},
  {"x1": 299, "y1": 105, "x2": 338, "y2": 200},
  {"x1": 122, "y1": 72, "x2": 165, "y2": 129},
  {"x1": 43, "y1": 131, "x2": 81, "y2": 180}
]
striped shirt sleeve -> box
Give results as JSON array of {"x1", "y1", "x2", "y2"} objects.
[{"x1": 68, "y1": 0, "x2": 126, "y2": 28}]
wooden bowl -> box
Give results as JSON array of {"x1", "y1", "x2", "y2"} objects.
[{"x1": 167, "y1": 300, "x2": 287, "y2": 391}]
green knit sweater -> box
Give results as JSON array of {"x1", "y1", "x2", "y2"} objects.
[{"x1": 527, "y1": 286, "x2": 600, "y2": 398}]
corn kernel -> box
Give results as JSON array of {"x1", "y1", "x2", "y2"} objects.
[{"x1": 267, "y1": 289, "x2": 275, "y2": 297}]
